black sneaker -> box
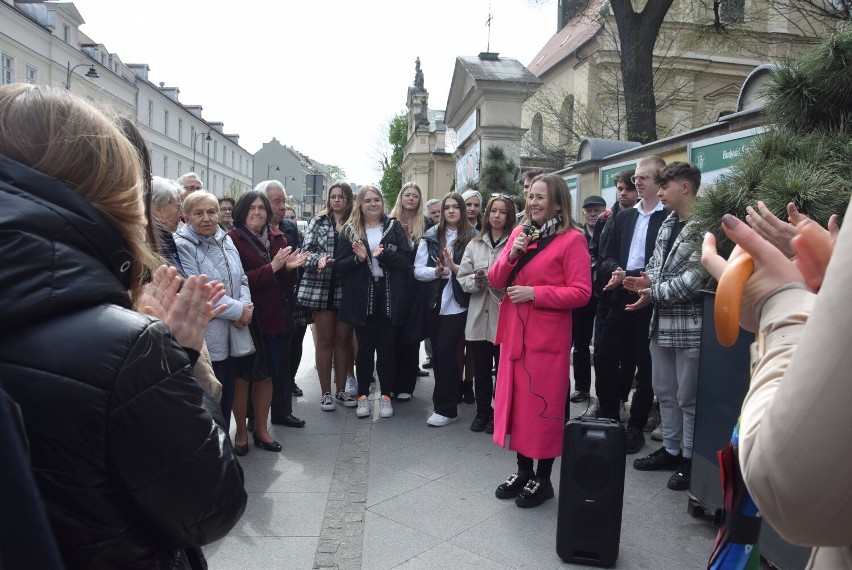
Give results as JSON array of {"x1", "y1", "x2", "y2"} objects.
[
  {"x1": 495, "y1": 472, "x2": 531, "y2": 499},
  {"x1": 633, "y1": 447, "x2": 682, "y2": 471},
  {"x1": 667, "y1": 458, "x2": 692, "y2": 491},
  {"x1": 470, "y1": 414, "x2": 492, "y2": 432},
  {"x1": 515, "y1": 477, "x2": 555, "y2": 508},
  {"x1": 290, "y1": 382, "x2": 303, "y2": 397},
  {"x1": 625, "y1": 427, "x2": 645, "y2": 454}
]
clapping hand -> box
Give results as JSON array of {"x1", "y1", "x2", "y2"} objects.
[
  {"x1": 352, "y1": 241, "x2": 368, "y2": 262},
  {"x1": 270, "y1": 246, "x2": 293, "y2": 272},
  {"x1": 318, "y1": 254, "x2": 334, "y2": 272},
  {"x1": 603, "y1": 267, "x2": 626, "y2": 292},
  {"x1": 441, "y1": 249, "x2": 458, "y2": 274},
  {"x1": 623, "y1": 271, "x2": 650, "y2": 293},
  {"x1": 286, "y1": 248, "x2": 309, "y2": 270}
]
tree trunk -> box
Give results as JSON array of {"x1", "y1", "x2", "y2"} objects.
[{"x1": 610, "y1": 0, "x2": 675, "y2": 143}]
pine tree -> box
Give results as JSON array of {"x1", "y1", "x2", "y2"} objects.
[
  {"x1": 473, "y1": 145, "x2": 519, "y2": 203},
  {"x1": 692, "y1": 27, "x2": 852, "y2": 261}
]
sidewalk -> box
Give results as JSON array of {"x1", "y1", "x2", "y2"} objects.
[{"x1": 204, "y1": 338, "x2": 722, "y2": 569}]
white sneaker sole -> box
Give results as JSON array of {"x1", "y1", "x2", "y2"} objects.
[{"x1": 427, "y1": 415, "x2": 458, "y2": 427}]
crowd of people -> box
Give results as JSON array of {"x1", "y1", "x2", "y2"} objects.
[{"x1": 2, "y1": 84, "x2": 846, "y2": 568}]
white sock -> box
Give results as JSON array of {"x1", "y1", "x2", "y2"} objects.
[{"x1": 665, "y1": 447, "x2": 680, "y2": 457}]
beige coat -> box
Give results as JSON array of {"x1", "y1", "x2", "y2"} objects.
[
  {"x1": 457, "y1": 234, "x2": 509, "y2": 343},
  {"x1": 740, "y1": 200, "x2": 852, "y2": 569},
  {"x1": 193, "y1": 343, "x2": 222, "y2": 403}
]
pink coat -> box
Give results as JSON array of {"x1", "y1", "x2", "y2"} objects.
[{"x1": 488, "y1": 226, "x2": 591, "y2": 458}]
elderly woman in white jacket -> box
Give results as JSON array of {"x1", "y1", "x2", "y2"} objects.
[
  {"x1": 457, "y1": 195, "x2": 517, "y2": 433},
  {"x1": 175, "y1": 191, "x2": 253, "y2": 428}
]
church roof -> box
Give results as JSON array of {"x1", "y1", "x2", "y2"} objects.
[{"x1": 527, "y1": 0, "x2": 604, "y2": 78}]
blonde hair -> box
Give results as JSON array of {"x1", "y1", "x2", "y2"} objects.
[
  {"x1": 389, "y1": 181, "x2": 425, "y2": 241},
  {"x1": 520, "y1": 174, "x2": 582, "y2": 234},
  {"x1": 0, "y1": 84, "x2": 158, "y2": 302},
  {"x1": 345, "y1": 185, "x2": 385, "y2": 242}
]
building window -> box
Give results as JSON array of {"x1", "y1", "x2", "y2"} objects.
[
  {"x1": 25, "y1": 65, "x2": 38, "y2": 84},
  {"x1": 213, "y1": 174, "x2": 217, "y2": 192},
  {"x1": 231, "y1": 150, "x2": 235, "y2": 168},
  {"x1": 163, "y1": 155, "x2": 168, "y2": 177},
  {"x1": 1, "y1": 53, "x2": 14, "y2": 85},
  {"x1": 721, "y1": 0, "x2": 745, "y2": 23},
  {"x1": 147, "y1": 100, "x2": 153, "y2": 127},
  {"x1": 163, "y1": 110, "x2": 169, "y2": 135},
  {"x1": 63, "y1": 24, "x2": 70, "y2": 43},
  {"x1": 531, "y1": 113, "x2": 543, "y2": 145},
  {"x1": 177, "y1": 160, "x2": 182, "y2": 175},
  {"x1": 214, "y1": 141, "x2": 218, "y2": 163},
  {"x1": 239, "y1": 155, "x2": 243, "y2": 173},
  {"x1": 178, "y1": 118, "x2": 183, "y2": 144}
]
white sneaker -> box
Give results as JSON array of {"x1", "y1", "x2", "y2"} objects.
[
  {"x1": 396, "y1": 392, "x2": 412, "y2": 402},
  {"x1": 320, "y1": 392, "x2": 335, "y2": 411},
  {"x1": 651, "y1": 424, "x2": 663, "y2": 441},
  {"x1": 335, "y1": 391, "x2": 357, "y2": 408},
  {"x1": 356, "y1": 396, "x2": 371, "y2": 418},
  {"x1": 345, "y1": 375, "x2": 358, "y2": 397},
  {"x1": 426, "y1": 412, "x2": 457, "y2": 427},
  {"x1": 379, "y1": 395, "x2": 394, "y2": 418}
]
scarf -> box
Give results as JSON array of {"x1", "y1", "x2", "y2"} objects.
[
  {"x1": 523, "y1": 213, "x2": 563, "y2": 244},
  {"x1": 247, "y1": 224, "x2": 271, "y2": 252}
]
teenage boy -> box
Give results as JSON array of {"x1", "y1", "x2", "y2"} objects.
[{"x1": 627, "y1": 161, "x2": 708, "y2": 492}]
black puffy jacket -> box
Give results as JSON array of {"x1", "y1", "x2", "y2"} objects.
[{"x1": 0, "y1": 155, "x2": 247, "y2": 568}]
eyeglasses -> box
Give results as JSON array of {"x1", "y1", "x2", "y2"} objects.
[
  {"x1": 219, "y1": 207, "x2": 233, "y2": 212},
  {"x1": 630, "y1": 175, "x2": 650, "y2": 184},
  {"x1": 183, "y1": 186, "x2": 202, "y2": 192}
]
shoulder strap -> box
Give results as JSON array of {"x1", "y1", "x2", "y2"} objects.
[
  {"x1": 232, "y1": 226, "x2": 272, "y2": 263},
  {"x1": 506, "y1": 233, "x2": 557, "y2": 287}
]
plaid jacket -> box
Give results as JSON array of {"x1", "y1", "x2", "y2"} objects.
[
  {"x1": 646, "y1": 213, "x2": 709, "y2": 348},
  {"x1": 297, "y1": 215, "x2": 343, "y2": 310}
]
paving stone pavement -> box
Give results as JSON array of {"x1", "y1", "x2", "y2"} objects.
[{"x1": 204, "y1": 338, "x2": 730, "y2": 569}]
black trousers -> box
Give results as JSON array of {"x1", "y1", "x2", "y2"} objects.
[
  {"x1": 355, "y1": 314, "x2": 396, "y2": 397},
  {"x1": 471, "y1": 340, "x2": 499, "y2": 417},
  {"x1": 593, "y1": 292, "x2": 653, "y2": 430},
  {"x1": 425, "y1": 309, "x2": 467, "y2": 418},
  {"x1": 289, "y1": 324, "x2": 307, "y2": 384},
  {"x1": 393, "y1": 336, "x2": 420, "y2": 396},
  {"x1": 269, "y1": 332, "x2": 293, "y2": 421},
  {"x1": 571, "y1": 295, "x2": 597, "y2": 393}
]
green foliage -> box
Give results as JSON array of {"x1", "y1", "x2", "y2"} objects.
[
  {"x1": 326, "y1": 164, "x2": 347, "y2": 182},
  {"x1": 691, "y1": 27, "x2": 852, "y2": 274},
  {"x1": 379, "y1": 114, "x2": 407, "y2": 206},
  {"x1": 474, "y1": 145, "x2": 520, "y2": 203}
]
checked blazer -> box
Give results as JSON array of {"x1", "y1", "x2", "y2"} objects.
[
  {"x1": 645, "y1": 212, "x2": 710, "y2": 348},
  {"x1": 297, "y1": 214, "x2": 342, "y2": 310}
]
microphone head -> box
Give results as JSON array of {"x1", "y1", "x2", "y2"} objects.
[{"x1": 522, "y1": 222, "x2": 533, "y2": 236}]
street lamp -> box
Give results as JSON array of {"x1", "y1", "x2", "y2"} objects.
[
  {"x1": 65, "y1": 62, "x2": 98, "y2": 90},
  {"x1": 267, "y1": 164, "x2": 280, "y2": 179},
  {"x1": 206, "y1": 135, "x2": 212, "y2": 190},
  {"x1": 192, "y1": 130, "x2": 212, "y2": 171}
]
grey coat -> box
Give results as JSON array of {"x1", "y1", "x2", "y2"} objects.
[{"x1": 174, "y1": 224, "x2": 252, "y2": 361}]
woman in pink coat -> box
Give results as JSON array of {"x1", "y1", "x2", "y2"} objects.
[{"x1": 488, "y1": 174, "x2": 592, "y2": 508}]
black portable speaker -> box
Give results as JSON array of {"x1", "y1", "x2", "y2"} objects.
[{"x1": 556, "y1": 418, "x2": 626, "y2": 567}]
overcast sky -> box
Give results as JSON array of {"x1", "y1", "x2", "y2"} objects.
[{"x1": 71, "y1": 0, "x2": 556, "y2": 184}]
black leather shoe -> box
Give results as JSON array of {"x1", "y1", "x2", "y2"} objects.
[
  {"x1": 416, "y1": 368, "x2": 430, "y2": 377},
  {"x1": 485, "y1": 419, "x2": 494, "y2": 434},
  {"x1": 515, "y1": 477, "x2": 554, "y2": 508},
  {"x1": 422, "y1": 358, "x2": 432, "y2": 369},
  {"x1": 290, "y1": 383, "x2": 303, "y2": 397},
  {"x1": 625, "y1": 427, "x2": 645, "y2": 454},
  {"x1": 495, "y1": 472, "x2": 531, "y2": 499},
  {"x1": 271, "y1": 414, "x2": 305, "y2": 428},
  {"x1": 253, "y1": 434, "x2": 282, "y2": 452},
  {"x1": 470, "y1": 414, "x2": 492, "y2": 432},
  {"x1": 233, "y1": 441, "x2": 249, "y2": 456}
]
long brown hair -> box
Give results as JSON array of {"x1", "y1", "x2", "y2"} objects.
[
  {"x1": 438, "y1": 191, "x2": 473, "y2": 252},
  {"x1": 0, "y1": 84, "x2": 159, "y2": 302},
  {"x1": 318, "y1": 181, "x2": 353, "y2": 223},
  {"x1": 520, "y1": 174, "x2": 582, "y2": 234},
  {"x1": 474, "y1": 195, "x2": 517, "y2": 242}
]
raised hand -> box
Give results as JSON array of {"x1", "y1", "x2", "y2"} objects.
[
  {"x1": 603, "y1": 267, "x2": 626, "y2": 292},
  {"x1": 286, "y1": 248, "x2": 309, "y2": 270},
  {"x1": 270, "y1": 246, "x2": 294, "y2": 272},
  {"x1": 352, "y1": 241, "x2": 368, "y2": 262}
]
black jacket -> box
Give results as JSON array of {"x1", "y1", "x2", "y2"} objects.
[
  {"x1": 0, "y1": 155, "x2": 247, "y2": 569},
  {"x1": 334, "y1": 216, "x2": 411, "y2": 327},
  {"x1": 420, "y1": 225, "x2": 474, "y2": 310},
  {"x1": 600, "y1": 203, "x2": 669, "y2": 283}
]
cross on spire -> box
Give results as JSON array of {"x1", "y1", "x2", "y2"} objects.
[{"x1": 486, "y1": 4, "x2": 493, "y2": 52}]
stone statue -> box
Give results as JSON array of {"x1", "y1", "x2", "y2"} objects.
[{"x1": 414, "y1": 57, "x2": 425, "y2": 90}]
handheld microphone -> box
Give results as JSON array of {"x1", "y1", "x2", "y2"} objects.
[{"x1": 521, "y1": 222, "x2": 534, "y2": 237}]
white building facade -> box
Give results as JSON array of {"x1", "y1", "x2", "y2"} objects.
[{"x1": 0, "y1": 0, "x2": 253, "y2": 196}]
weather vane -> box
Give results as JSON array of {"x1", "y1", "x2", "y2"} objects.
[{"x1": 486, "y1": 4, "x2": 493, "y2": 52}]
